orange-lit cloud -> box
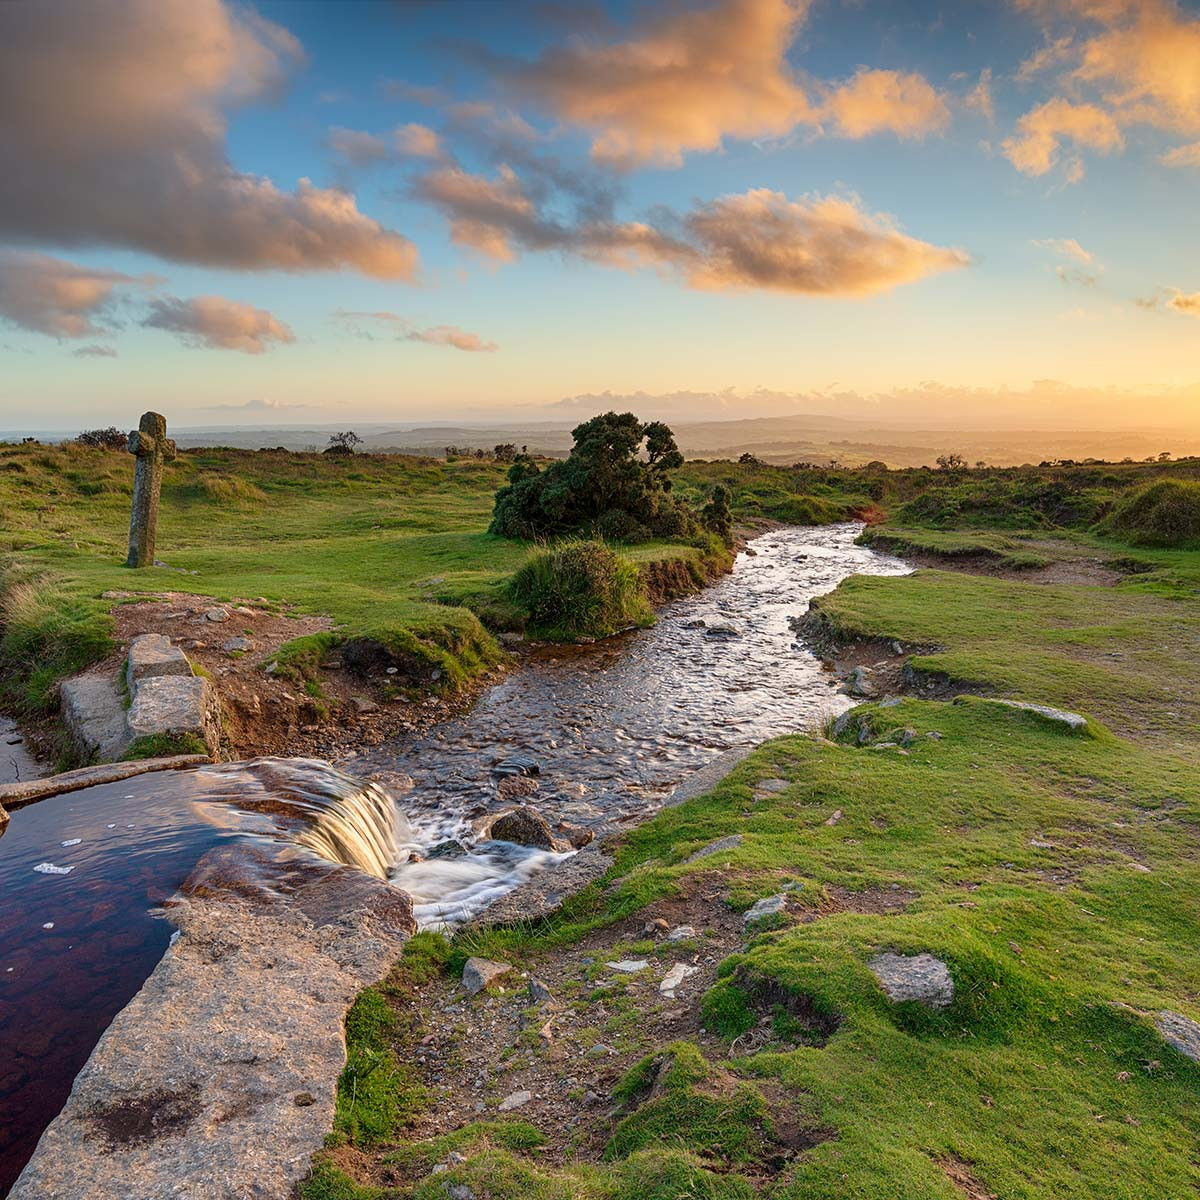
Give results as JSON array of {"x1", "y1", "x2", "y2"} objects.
[
  {"x1": 502, "y1": 0, "x2": 951, "y2": 165},
  {"x1": 964, "y1": 69, "x2": 996, "y2": 122},
  {"x1": 1166, "y1": 291, "x2": 1200, "y2": 317},
  {"x1": 1161, "y1": 140, "x2": 1200, "y2": 166},
  {"x1": 675, "y1": 190, "x2": 968, "y2": 295},
  {"x1": 411, "y1": 167, "x2": 543, "y2": 261},
  {"x1": 0, "y1": 250, "x2": 152, "y2": 338},
  {"x1": 1002, "y1": 98, "x2": 1123, "y2": 177},
  {"x1": 0, "y1": 0, "x2": 418, "y2": 278},
  {"x1": 505, "y1": 0, "x2": 814, "y2": 166},
  {"x1": 143, "y1": 295, "x2": 296, "y2": 354},
  {"x1": 1011, "y1": 0, "x2": 1200, "y2": 176},
  {"x1": 336, "y1": 310, "x2": 498, "y2": 352},
  {"x1": 329, "y1": 122, "x2": 446, "y2": 167},
  {"x1": 414, "y1": 164, "x2": 967, "y2": 297},
  {"x1": 820, "y1": 70, "x2": 950, "y2": 139},
  {"x1": 1033, "y1": 236, "x2": 1095, "y2": 264}
]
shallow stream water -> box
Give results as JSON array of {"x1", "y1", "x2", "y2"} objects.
[{"x1": 0, "y1": 523, "x2": 906, "y2": 1192}]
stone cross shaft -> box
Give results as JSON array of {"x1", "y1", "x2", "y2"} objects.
[{"x1": 125, "y1": 411, "x2": 176, "y2": 568}]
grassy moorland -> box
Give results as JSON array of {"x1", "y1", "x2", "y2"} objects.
[
  {"x1": 0, "y1": 440, "x2": 882, "y2": 726},
  {"x1": 302, "y1": 465, "x2": 1200, "y2": 1200}
]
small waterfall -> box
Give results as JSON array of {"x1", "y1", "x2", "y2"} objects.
[
  {"x1": 192, "y1": 757, "x2": 576, "y2": 928},
  {"x1": 196, "y1": 758, "x2": 408, "y2": 880}
]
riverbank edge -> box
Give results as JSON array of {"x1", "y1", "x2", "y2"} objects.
[
  {"x1": 0, "y1": 524, "x2": 751, "y2": 781},
  {"x1": 1, "y1": 527, "x2": 781, "y2": 1196},
  {"x1": 7, "y1": 746, "x2": 765, "y2": 1199}
]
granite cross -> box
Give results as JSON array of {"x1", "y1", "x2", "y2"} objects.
[{"x1": 125, "y1": 411, "x2": 176, "y2": 568}]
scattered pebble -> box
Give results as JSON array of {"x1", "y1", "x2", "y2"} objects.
[{"x1": 497, "y1": 1090, "x2": 532, "y2": 1111}]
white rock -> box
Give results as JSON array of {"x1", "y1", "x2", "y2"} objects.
[
  {"x1": 666, "y1": 925, "x2": 696, "y2": 942},
  {"x1": 498, "y1": 1090, "x2": 532, "y2": 1111},
  {"x1": 606, "y1": 959, "x2": 649, "y2": 973},
  {"x1": 687, "y1": 834, "x2": 742, "y2": 862},
  {"x1": 1155, "y1": 1011, "x2": 1200, "y2": 1062},
  {"x1": 987, "y1": 698, "x2": 1088, "y2": 732},
  {"x1": 660, "y1": 963, "x2": 699, "y2": 997}
]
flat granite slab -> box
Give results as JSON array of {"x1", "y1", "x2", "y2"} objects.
[{"x1": 11, "y1": 869, "x2": 414, "y2": 1200}]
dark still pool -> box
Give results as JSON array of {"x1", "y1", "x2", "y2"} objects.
[{"x1": 0, "y1": 773, "x2": 227, "y2": 1195}]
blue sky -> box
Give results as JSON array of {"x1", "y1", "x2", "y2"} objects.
[{"x1": 0, "y1": 0, "x2": 1198, "y2": 431}]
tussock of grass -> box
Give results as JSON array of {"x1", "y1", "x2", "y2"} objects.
[
  {"x1": 333, "y1": 987, "x2": 426, "y2": 1146},
  {"x1": 1103, "y1": 478, "x2": 1200, "y2": 548},
  {"x1": 189, "y1": 473, "x2": 268, "y2": 505},
  {"x1": 299, "y1": 1162, "x2": 382, "y2": 1200},
  {"x1": 0, "y1": 569, "x2": 115, "y2": 714},
  {"x1": 605, "y1": 1042, "x2": 772, "y2": 1164},
  {"x1": 123, "y1": 732, "x2": 208, "y2": 760},
  {"x1": 507, "y1": 540, "x2": 653, "y2": 641}
]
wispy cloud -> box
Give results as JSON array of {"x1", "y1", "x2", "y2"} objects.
[
  {"x1": 336, "y1": 310, "x2": 499, "y2": 352},
  {"x1": 143, "y1": 296, "x2": 296, "y2": 354},
  {"x1": 413, "y1": 163, "x2": 968, "y2": 297}
]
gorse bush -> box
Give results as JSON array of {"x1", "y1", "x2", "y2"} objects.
[
  {"x1": 1102, "y1": 478, "x2": 1200, "y2": 547},
  {"x1": 507, "y1": 540, "x2": 652, "y2": 640},
  {"x1": 490, "y1": 412, "x2": 696, "y2": 543}
]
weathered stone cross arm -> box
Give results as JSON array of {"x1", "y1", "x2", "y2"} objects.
[{"x1": 127, "y1": 415, "x2": 176, "y2": 461}]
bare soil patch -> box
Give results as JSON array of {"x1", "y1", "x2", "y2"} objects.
[{"x1": 95, "y1": 593, "x2": 505, "y2": 762}]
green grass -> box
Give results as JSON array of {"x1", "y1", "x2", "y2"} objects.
[
  {"x1": 123, "y1": 731, "x2": 208, "y2": 759},
  {"x1": 804, "y1": 567, "x2": 1200, "y2": 754},
  {"x1": 291, "y1": 457, "x2": 1200, "y2": 1197},
  {"x1": 0, "y1": 444, "x2": 742, "y2": 715},
  {"x1": 432, "y1": 695, "x2": 1200, "y2": 1197},
  {"x1": 332, "y1": 986, "x2": 427, "y2": 1146},
  {"x1": 507, "y1": 540, "x2": 653, "y2": 640}
]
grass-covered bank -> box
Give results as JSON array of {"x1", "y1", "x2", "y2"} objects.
[
  {"x1": 303, "y1": 521, "x2": 1200, "y2": 1197},
  {"x1": 0, "y1": 441, "x2": 774, "y2": 752}
]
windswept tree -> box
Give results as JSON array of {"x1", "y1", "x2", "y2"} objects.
[
  {"x1": 489, "y1": 412, "x2": 695, "y2": 542},
  {"x1": 325, "y1": 431, "x2": 362, "y2": 456}
]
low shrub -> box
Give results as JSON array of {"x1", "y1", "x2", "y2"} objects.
[{"x1": 507, "y1": 540, "x2": 652, "y2": 640}]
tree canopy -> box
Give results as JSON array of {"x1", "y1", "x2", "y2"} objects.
[{"x1": 489, "y1": 412, "x2": 696, "y2": 542}]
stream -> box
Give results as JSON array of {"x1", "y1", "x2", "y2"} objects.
[{"x1": 0, "y1": 523, "x2": 907, "y2": 1192}]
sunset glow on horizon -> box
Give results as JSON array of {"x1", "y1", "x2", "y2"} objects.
[{"x1": 0, "y1": 0, "x2": 1198, "y2": 434}]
